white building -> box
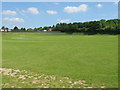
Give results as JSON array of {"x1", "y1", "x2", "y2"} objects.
[
  {"x1": 43, "y1": 30, "x2": 47, "y2": 31},
  {"x1": 0, "y1": 29, "x2": 11, "y2": 32}
]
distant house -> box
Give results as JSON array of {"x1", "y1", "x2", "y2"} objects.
[
  {"x1": 0, "y1": 28, "x2": 9, "y2": 32},
  {"x1": 43, "y1": 30, "x2": 47, "y2": 31},
  {"x1": 48, "y1": 28, "x2": 52, "y2": 31}
]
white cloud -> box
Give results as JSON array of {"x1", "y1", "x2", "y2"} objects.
[
  {"x1": 114, "y1": 1, "x2": 118, "y2": 5},
  {"x1": 3, "y1": 17, "x2": 24, "y2": 22},
  {"x1": 46, "y1": 10, "x2": 58, "y2": 15},
  {"x1": 58, "y1": 19, "x2": 70, "y2": 23},
  {"x1": 19, "y1": 10, "x2": 25, "y2": 15},
  {"x1": 96, "y1": 4, "x2": 103, "y2": 8},
  {"x1": 27, "y1": 7, "x2": 40, "y2": 14},
  {"x1": 2, "y1": 10, "x2": 17, "y2": 15},
  {"x1": 54, "y1": 2, "x2": 59, "y2": 5},
  {"x1": 15, "y1": 8, "x2": 25, "y2": 16},
  {"x1": 64, "y1": 4, "x2": 88, "y2": 13},
  {"x1": 16, "y1": 7, "x2": 39, "y2": 15}
]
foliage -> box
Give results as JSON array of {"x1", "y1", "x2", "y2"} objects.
[
  {"x1": 21, "y1": 28, "x2": 26, "y2": 31},
  {"x1": 1, "y1": 19, "x2": 120, "y2": 34},
  {"x1": 1, "y1": 26, "x2": 9, "y2": 30},
  {"x1": 53, "y1": 19, "x2": 120, "y2": 34}
]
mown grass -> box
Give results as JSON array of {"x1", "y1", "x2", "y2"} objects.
[{"x1": 2, "y1": 33, "x2": 118, "y2": 88}]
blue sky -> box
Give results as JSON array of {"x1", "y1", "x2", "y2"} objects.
[{"x1": 2, "y1": 2, "x2": 118, "y2": 29}]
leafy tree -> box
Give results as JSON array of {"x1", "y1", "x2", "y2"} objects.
[
  {"x1": 43, "y1": 26, "x2": 48, "y2": 30},
  {"x1": 13, "y1": 26, "x2": 19, "y2": 31},
  {"x1": 27, "y1": 28, "x2": 33, "y2": 31},
  {"x1": 21, "y1": 28, "x2": 26, "y2": 31},
  {"x1": 38, "y1": 27, "x2": 43, "y2": 31},
  {"x1": 1, "y1": 26, "x2": 5, "y2": 30}
]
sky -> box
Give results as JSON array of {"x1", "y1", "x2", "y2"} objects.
[
  {"x1": 1, "y1": 2, "x2": 118, "y2": 29},
  {"x1": 1, "y1": 0, "x2": 119, "y2": 2}
]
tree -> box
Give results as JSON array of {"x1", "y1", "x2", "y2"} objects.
[
  {"x1": 38, "y1": 27, "x2": 43, "y2": 31},
  {"x1": 43, "y1": 26, "x2": 49, "y2": 30},
  {"x1": 13, "y1": 26, "x2": 19, "y2": 31},
  {"x1": 27, "y1": 28, "x2": 33, "y2": 31},
  {"x1": 21, "y1": 28, "x2": 26, "y2": 31},
  {"x1": 1, "y1": 26, "x2": 5, "y2": 30}
]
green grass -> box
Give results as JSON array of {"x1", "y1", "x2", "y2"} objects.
[{"x1": 2, "y1": 33, "x2": 118, "y2": 88}]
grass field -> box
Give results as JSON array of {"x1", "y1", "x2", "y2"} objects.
[{"x1": 2, "y1": 33, "x2": 118, "y2": 88}]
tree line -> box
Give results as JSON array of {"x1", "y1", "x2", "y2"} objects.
[
  {"x1": 52, "y1": 19, "x2": 120, "y2": 34},
  {"x1": 1, "y1": 19, "x2": 120, "y2": 34},
  {"x1": 1, "y1": 26, "x2": 52, "y2": 31}
]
